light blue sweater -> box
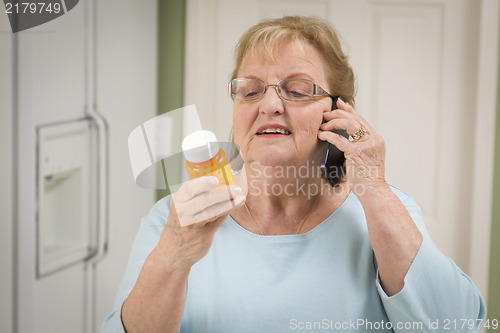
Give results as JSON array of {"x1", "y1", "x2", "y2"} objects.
[{"x1": 102, "y1": 186, "x2": 486, "y2": 332}]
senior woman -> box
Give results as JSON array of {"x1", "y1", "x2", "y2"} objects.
[{"x1": 103, "y1": 16, "x2": 485, "y2": 332}]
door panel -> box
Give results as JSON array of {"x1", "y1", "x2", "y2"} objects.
[
  {"x1": 34, "y1": 265, "x2": 86, "y2": 331},
  {"x1": 16, "y1": 2, "x2": 91, "y2": 332}
]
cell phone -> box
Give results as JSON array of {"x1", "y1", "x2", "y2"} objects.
[{"x1": 320, "y1": 96, "x2": 349, "y2": 187}]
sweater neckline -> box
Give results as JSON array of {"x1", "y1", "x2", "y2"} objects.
[{"x1": 226, "y1": 191, "x2": 355, "y2": 241}]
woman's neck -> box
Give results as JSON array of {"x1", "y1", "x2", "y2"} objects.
[{"x1": 232, "y1": 161, "x2": 350, "y2": 235}]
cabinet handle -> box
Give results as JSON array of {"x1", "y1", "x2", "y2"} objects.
[{"x1": 87, "y1": 105, "x2": 109, "y2": 264}]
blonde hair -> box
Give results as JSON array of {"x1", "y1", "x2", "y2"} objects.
[{"x1": 231, "y1": 16, "x2": 356, "y2": 105}]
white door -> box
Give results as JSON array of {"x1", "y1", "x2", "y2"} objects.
[
  {"x1": 185, "y1": 0, "x2": 497, "y2": 302},
  {"x1": 14, "y1": 1, "x2": 99, "y2": 332},
  {"x1": 5, "y1": 0, "x2": 159, "y2": 331}
]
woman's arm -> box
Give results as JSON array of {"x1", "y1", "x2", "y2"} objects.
[
  {"x1": 319, "y1": 98, "x2": 421, "y2": 295},
  {"x1": 377, "y1": 187, "x2": 486, "y2": 332},
  {"x1": 103, "y1": 177, "x2": 245, "y2": 332},
  {"x1": 356, "y1": 183, "x2": 422, "y2": 296},
  {"x1": 121, "y1": 248, "x2": 191, "y2": 333},
  {"x1": 319, "y1": 98, "x2": 485, "y2": 332}
]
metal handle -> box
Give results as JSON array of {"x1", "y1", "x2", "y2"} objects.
[{"x1": 86, "y1": 105, "x2": 109, "y2": 264}]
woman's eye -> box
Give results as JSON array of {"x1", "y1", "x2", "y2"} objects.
[
  {"x1": 288, "y1": 90, "x2": 308, "y2": 97},
  {"x1": 244, "y1": 91, "x2": 260, "y2": 98}
]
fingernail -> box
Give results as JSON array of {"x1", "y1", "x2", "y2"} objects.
[
  {"x1": 209, "y1": 176, "x2": 220, "y2": 185},
  {"x1": 231, "y1": 186, "x2": 243, "y2": 195},
  {"x1": 234, "y1": 195, "x2": 246, "y2": 206}
]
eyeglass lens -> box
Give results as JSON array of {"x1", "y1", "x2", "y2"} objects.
[{"x1": 231, "y1": 78, "x2": 316, "y2": 101}]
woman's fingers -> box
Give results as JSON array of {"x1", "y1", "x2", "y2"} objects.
[
  {"x1": 190, "y1": 186, "x2": 245, "y2": 223},
  {"x1": 191, "y1": 194, "x2": 245, "y2": 228},
  {"x1": 328, "y1": 98, "x2": 374, "y2": 126},
  {"x1": 323, "y1": 108, "x2": 352, "y2": 121},
  {"x1": 317, "y1": 130, "x2": 351, "y2": 152},
  {"x1": 157, "y1": 177, "x2": 247, "y2": 271},
  {"x1": 322, "y1": 100, "x2": 374, "y2": 142},
  {"x1": 174, "y1": 176, "x2": 220, "y2": 202},
  {"x1": 320, "y1": 118, "x2": 361, "y2": 135},
  {"x1": 319, "y1": 100, "x2": 387, "y2": 197},
  {"x1": 336, "y1": 97, "x2": 357, "y2": 114},
  {"x1": 173, "y1": 178, "x2": 245, "y2": 227},
  {"x1": 187, "y1": 185, "x2": 242, "y2": 214}
]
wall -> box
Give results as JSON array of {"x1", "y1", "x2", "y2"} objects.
[
  {"x1": 94, "y1": 0, "x2": 158, "y2": 329},
  {"x1": 157, "y1": 0, "x2": 186, "y2": 198},
  {"x1": 488, "y1": 12, "x2": 500, "y2": 326}
]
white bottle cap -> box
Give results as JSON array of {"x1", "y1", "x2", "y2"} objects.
[{"x1": 182, "y1": 130, "x2": 220, "y2": 163}]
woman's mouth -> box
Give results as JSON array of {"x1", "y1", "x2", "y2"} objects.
[{"x1": 256, "y1": 128, "x2": 291, "y2": 135}]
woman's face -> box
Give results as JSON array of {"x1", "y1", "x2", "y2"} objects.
[{"x1": 233, "y1": 40, "x2": 333, "y2": 167}]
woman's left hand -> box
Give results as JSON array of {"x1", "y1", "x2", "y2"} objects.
[
  {"x1": 318, "y1": 98, "x2": 388, "y2": 197},
  {"x1": 319, "y1": 99, "x2": 422, "y2": 296}
]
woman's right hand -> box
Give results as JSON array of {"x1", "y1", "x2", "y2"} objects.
[
  {"x1": 122, "y1": 176, "x2": 245, "y2": 333},
  {"x1": 157, "y1": 176, "x2": 246, "y2": 271}
]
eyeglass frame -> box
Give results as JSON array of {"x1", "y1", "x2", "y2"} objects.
[{"x1": 228, "y1": 77, "x2": 334, "y2": 102}]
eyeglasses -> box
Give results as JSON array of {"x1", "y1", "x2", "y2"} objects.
[{"x1": 228, "y1": 77, "x2": 333, "y2": 102}]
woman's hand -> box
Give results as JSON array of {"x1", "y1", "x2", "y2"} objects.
[
  {"x1": 318, "y1": 98, "x2": 388, "y2": 196},
  {"x1": 158, "y1": 176, "x2": 246, "y2": 271},
  {"x1": 122, "y1": 177, "x2": 245, "y2": 332},
  {"x1": 318, "y1": 99, "x2": 422, "y2": 296}
]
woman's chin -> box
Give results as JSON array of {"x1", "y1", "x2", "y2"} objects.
[
  {"x1": 250, "y1": 152, "x2": 298, "y2": 167},
  {"x1": 246, "y1": 147, "x2": 321, "y2": 167}
]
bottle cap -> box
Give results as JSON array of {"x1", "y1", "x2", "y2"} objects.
[{"x1": 182, "y1": 130, "x2": 220, "y2": 163}]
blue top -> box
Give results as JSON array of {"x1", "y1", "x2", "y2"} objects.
[{"x1": 102, "y1": 186, "x2": 486, "y2": 332}]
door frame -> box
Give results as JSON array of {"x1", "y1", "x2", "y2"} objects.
[{"x1": 469, "y1": 0, "x2": 499, "y2": 304}]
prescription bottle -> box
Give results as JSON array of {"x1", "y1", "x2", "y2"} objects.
[{"x1": 182, "y1": 130, "x2": 235, "y2": 186}]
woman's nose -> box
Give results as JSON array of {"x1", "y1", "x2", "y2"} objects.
[{"x1": 258, "y1": 85, "x2": 285, "y2": 115}]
